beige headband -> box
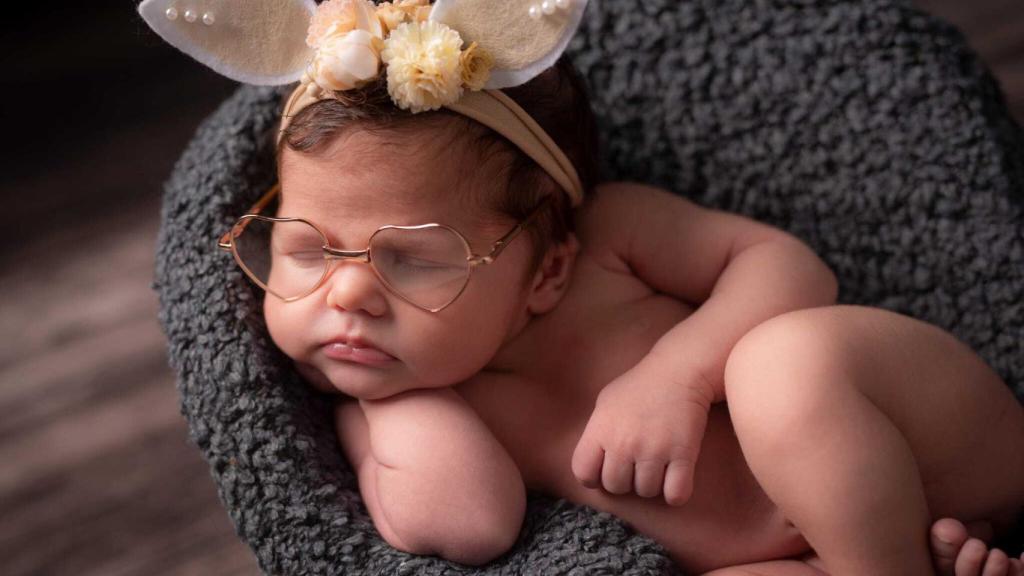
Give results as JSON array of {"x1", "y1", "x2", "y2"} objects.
[
  {"x1": 138, "y1": 0, "x2": 590, "y2": 204},
  {"x1": 278, "y1": 83, "x2": 584, "y2": 205}
]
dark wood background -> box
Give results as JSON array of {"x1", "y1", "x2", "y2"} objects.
[{"x1": 1, "y1": 2, "x2": 1021, "y2": 575}]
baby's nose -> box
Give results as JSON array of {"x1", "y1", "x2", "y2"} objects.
[{"x1": 324, "y1": 261, "x2": 388, "y2": 316}]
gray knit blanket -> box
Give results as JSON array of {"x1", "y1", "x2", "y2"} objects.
[{"x1": 152, "y1": 0, "x2": 1024, "y2": 573}]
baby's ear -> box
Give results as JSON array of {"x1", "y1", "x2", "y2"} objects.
[{"x1": 526, "y1": 233, "x2": 579, "y2": 315}]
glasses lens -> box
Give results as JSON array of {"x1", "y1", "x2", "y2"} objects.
[
  {"x1": 232, "y1": 217, "x2": 328, "y2": 299},
  {"x1": 369, "y1": 226, "x2": 471, "y2": 310}
]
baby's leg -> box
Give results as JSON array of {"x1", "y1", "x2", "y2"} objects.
[{"x1": 723, "y1": 304, "x2": 1024, "y2": 576}]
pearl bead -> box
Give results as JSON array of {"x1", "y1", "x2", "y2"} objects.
[
  {"x1": 165, "y1": 7, "x2": 178, "y2": 20},
  {"x1": 541, "y1": 0, "x2": 556, "y2": 15},
  {"x1": 202, "y1": 11, "x2": 215, "y2": 25},
  {"x1": 184, "y1": 9, "x2": 197, "y2": 22},
  {"x1": 555, "y1": 0, "x2": 571, "y2": 10},
  {"x1": 528, "y1": 4, "x2": 542, "y2": 20}
]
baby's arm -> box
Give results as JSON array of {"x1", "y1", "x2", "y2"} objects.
[
  {"x1": 579, "y1": 182, "x2": 839, "y2": 402},
  {"x1": 572, "y1": 182, "x2": 839, "y2": 504},
  {"x1": 335, "y1": 388, "x2": 525, "y2": 566},
  {"x1": 589, "y1": 183, "x2": 835, "y2": 399}
]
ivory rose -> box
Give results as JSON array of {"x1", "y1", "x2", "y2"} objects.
[{"x1": 311, "y1": 29, "x2": 384, "y2": 91}]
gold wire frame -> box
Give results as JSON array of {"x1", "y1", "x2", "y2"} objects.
[{"x1": 217, "y1": 182, "x2": 553, "y2": 312}]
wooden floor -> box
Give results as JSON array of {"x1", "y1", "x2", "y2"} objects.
[{"x1": 1, "y1": 2, "x2": 1022, "y2": 575}]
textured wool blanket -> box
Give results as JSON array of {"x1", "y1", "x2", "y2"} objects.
[{"x1": 153, "y1": 0, "x2": 1024, "y2": 573}]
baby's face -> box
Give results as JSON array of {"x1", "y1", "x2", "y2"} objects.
[{"x1": 267, "y1": 130, "x2": 535, "y2": 400}]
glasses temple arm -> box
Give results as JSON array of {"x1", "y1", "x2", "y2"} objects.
[
  {"x1": 217, "y1": 182, "x2": 283, "y2": 250},
  {"x1": 473, "y1": 194, "x2": 555, "y2": 264},
  {"x1": 480, "y1": 224, "x2": 524, "y2": 263}
]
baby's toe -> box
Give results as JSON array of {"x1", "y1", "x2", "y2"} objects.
[
  {"x1": 1006, "y1": 557, "x2": 1023, "y2": 576},
  {"x1": 932, "y1": 518, "x2": 970, "y2": 575},
  {"x1": 956, "y1": 538, "x2": 989, "y2": 576},
  {"x1": 980, "y1": 549, "x2": 1009, "y2": 576}
]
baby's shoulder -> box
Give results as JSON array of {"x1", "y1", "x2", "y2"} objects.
[
  {"x1": 577, "y1": 180, "x2": 695, "y2": 236},
  {"x1": 581, "y1": 179, "x2": 665, "y2": 216},
  {"x1": 575, "y1": 180, "x2": 692, "y2": 270}
]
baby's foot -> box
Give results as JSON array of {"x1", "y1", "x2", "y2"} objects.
[{"x1": 930, "y1": 517, "x2": 1024, "y2": 576}]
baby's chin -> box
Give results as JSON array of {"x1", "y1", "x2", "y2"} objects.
[
  {"x1": 293, "y1": 359, "x2": 416, "y2": 400},
  {"x1": 292, "y1": 361, "x2": 340, "y2": 395}
]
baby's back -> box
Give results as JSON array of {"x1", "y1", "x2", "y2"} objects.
[{"x1": 454, "y1": 198, "x2": 810, "y2": 573}]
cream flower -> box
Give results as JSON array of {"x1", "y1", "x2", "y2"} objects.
[
  {"x1": 412, "y1": 6, "x2": 432, "y2": 22},
  {"x1": 375, "y1": 0, "x2": 431, "y2": 35},
  {"x1": 459, "y1": 42, "x2": 493, "y2": 91},
  {"x1": 375, "y1": 4, "x2": 406, "y2": 35},
  {"x1": 381, "y1": 20, "x2": 465, "y2": 113},
  {"x1": 307, "y1": 0, "x2": 383, "y2": 49},
  {"x1": 311, "y1": 29, "x2": 384, "y2": 91}
]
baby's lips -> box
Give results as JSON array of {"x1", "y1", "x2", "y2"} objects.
[
  {"x1": 321, "y1": 332, "x2": 397, "y2": 366},
  {"x1": 324, "y1": 341, "x2": 396, "y2": 365}
]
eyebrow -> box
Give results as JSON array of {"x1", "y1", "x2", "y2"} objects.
[
  {"x1": 278, "y1": 186, "x2": 478, "y2": 237},
  {"x1": 273, "y1": 225, "x2": 317, "y2": 240}
]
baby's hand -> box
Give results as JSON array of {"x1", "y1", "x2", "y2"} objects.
[{"x1": 571, "y1": 355, "x2": 714, "y2": 506}]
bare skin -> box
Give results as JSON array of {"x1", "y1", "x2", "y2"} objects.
[
  {"x1": 269, "y1": 132, "x2": 1024, "y2": 573},
  {"x1": 700, "y1": 518, "x2": 1024, "y2": 576},
  {"x1": 709, "y1": 302, "x2": 1024, "y2": 575}
]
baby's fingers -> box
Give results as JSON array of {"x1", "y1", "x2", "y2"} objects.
[
  {"x1": 571, "y1": 434, "x2": 604, "y2": 489},
  {"x1": 633, "y1": 459, "x2": 667, "y2": 498},
  {"x1": 601, "y1": 451, "x2": 635, "y2": 494},
  {"x1": 664, "y1": 458, "x2": 695, "y2": 506}
]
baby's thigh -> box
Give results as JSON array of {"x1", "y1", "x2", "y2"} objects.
[{"x1": 726, "y1": 304, "x2": 1024, "y2": 523}]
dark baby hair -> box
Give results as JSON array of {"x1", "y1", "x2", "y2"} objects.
[{"x1": 276, "y1": 54, "x2": 604, "y2": 287}]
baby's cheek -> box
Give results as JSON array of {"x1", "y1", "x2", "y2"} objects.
[
  {"x1": 263, "y1": 299, "x2": 303, "y2": 359},
  {"x1": 263, "y1": 302, "x2": 338, "y2": 393}
]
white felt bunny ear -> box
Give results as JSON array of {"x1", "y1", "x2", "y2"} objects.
[
  {"x1": 137, "y1": 0, "x2": 317, "y2": 85},
  {"x1": 138, "y1": 0, "x2": 588, "y2": 91},
  {"x1": 429, "y1": 0, "x2": 588, "y2": 90}
]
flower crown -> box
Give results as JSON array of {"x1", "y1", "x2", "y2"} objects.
[
  {"x1": 138, "y1": 0, "x2": 590, "y2": 204},
  {"x1": 303, "y1": 0, "x2": 499, "y2": 113},
  {"x1": 139, "y1": 0, "x2": 588, "y2": 113}
]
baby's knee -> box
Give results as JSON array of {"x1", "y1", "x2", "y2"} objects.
[
  {"x1": 723, "y1": 308, "x2": 856, "y2": 442},
  {"x1": 724, "y1": 307, "x2": 849, "y2": 395}
]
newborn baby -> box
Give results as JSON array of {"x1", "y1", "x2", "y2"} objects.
[{"x1": 247, "y1": 63, "x2": 1024, "y2": 575}]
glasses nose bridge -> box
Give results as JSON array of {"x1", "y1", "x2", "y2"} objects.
[{"x1": 323, "y1": 246, "x2": 370, "y2": 264}]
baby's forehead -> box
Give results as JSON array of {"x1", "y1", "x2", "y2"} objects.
[{"x1": 278, "y1": 126, "x2": 508, "y2": 229}]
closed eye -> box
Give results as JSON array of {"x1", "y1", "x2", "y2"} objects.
[
  {"x1": 286, "y1": 250, "x2": 325, "y2": 261},
  {"x1": 395, "y1": 254, "x2": 456, "y2": 269}
]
